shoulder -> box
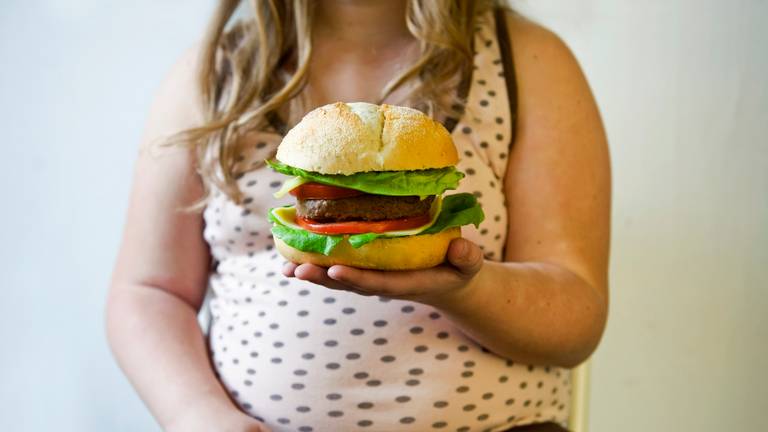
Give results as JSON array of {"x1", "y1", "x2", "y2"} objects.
[
  {"x1": 498, "y1": 9, "x2": 602, "y2": 138},
  {"x1": 501, "y1": 10, "x2": 582, "y2": 79},
  {"x1": 150, "y1": 44, "x2": 206, "y2": 126},
  {"x1": 140, "y1": 44, "x2": 207, "y2": 155},
  {"x1": 498, "y1": 9, "x2": 594, "y2": 117},
  {"x1": 143, "y1": 21, "x2": 253, "y2": 151}
]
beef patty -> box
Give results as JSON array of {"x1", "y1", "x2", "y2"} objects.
[{"x1": 296, "y1": 195, "x2": 435, "y2": 222}]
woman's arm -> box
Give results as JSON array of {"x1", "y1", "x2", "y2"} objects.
[
  {"x1": 286, "y1": 15, "x2": 610, "y2": 368},
  {"x1": 428, "y1": 14, "x2": 611, "y2": 367},
  {"x1": 105, "y1": 49, "x2": 268, "y2": 432}
]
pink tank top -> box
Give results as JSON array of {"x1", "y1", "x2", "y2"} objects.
[{"x1": 202, "y1": 10, "x2": 570, "y2": 432}]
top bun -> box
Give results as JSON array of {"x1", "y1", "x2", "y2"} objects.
[{"x1": 276, "y1": 102, "x2": 458, "y2": 175}]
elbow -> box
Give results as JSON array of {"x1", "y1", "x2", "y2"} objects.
[
  {"x1": 557, "y1": 321, "x2": 606, "y2": 369},
  {"x1": 103, "y1": 278, "x2": 205, "y2": 350},
  {"x1": 104, "y1": 283, "x2": 126, "y2": 357},
  {"x1": 557, "y1": 285, "x2": 608, "y2": 368},
  {"x1": 103, "y1": 280, "x2": 142, "y2": 357}
]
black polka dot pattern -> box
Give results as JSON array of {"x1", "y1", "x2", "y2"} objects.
[{"x1": 202, "y1": 11, "x2": 569, "y2": 432}]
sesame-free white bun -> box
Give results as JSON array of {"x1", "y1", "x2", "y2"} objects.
[
  {"x1": 276, "y1": 102, "x2": 458, "y2": 175},
  {"x1": 276, "y1": 227, "x2": 461, "y2": 270}
]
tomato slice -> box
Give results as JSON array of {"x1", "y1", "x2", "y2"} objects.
[
  {"x1": 296, "y1": 213, "x2": 432, "y2": 235},
  {"x1": 289, "y1": 182, "x2": 364, "y2": 200}
]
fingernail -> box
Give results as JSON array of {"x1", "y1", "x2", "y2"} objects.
[{"x1": 327, "y1": 266, "x2": 342, "y2": 280}]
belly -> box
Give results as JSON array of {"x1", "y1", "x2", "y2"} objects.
[{"x1": 208, "y1": 284, "x2": 569, "y2": 432}]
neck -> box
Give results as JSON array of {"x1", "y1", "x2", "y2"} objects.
[{"x1": 314, "y1": 0, "x2": 412, "y2": 47}]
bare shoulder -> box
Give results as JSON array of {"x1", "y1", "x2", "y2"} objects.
[
  {"x1": 499, "y1": 9, "x2": 605, "y2": 151},
  {"x1": 503, "y1": 11, "x2": 583, "y2": 80},
  {"x1": 500, "y1": 9, "x2": 605, "y2": 151},
  {"x1": 140, "y1": 44, "x2": 206, "y2": 157}
]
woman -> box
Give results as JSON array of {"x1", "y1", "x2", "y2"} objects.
[{"x1": 106, "y1": 1, "x2": 610, "y2": 431}]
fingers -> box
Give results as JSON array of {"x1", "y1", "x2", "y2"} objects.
[
  {"x1": 290, "y1": 263, "x2": 366, "y2": 294},
  {"x1": 293, "y1": 263, "x2": 346, "y2": 290},
  {"x1": 282, "y1": 262, "x2": 299, "y2": 277},
  {"x1": 445, "y1": 238, "x2": 484, "y2": 277},
  {"x1": 280, "y1": 241, "x2": 485, "y2": 301},
  {"x1": 326, "y1": 265, "x2": 462, "y2": 298}
]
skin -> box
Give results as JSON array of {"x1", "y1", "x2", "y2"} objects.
[{"x1": 106, "y1": 1, "x2": 610, "y2": 431}]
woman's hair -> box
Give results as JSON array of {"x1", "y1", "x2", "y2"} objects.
[{"x1": 176, "y1": 0, "x2": 498, "y2": 210}]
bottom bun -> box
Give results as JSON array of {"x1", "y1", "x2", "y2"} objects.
[{"x1": 275, "y1": 227, "x2": 462, "y2": 270}]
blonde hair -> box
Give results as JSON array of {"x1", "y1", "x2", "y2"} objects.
[{"x1": 176, "y1": 0, "x2": 498, "y2": 209}]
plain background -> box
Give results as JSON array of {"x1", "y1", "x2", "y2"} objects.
[{"x1": 1, "y1": 0, "x2": 766, "y2": 431}]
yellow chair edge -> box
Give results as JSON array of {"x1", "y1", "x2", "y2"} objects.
[{"x1": 568, "y1": 358, "x2": 592, "y2": 432}]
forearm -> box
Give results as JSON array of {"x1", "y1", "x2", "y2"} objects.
[
  {"x1": 427, "y1": 261, "x2": 607, "y2": 368},
  {"x1": 105, "y1": 283, "x2": 241, "y2": 429}
]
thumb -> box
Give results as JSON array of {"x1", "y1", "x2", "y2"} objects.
[{"x1": 446, "y1": 238, "x2": 484, "y2": 277}]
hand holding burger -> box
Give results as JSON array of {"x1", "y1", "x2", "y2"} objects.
[
  {"x1": 283, "y1": 235, "x2": 486, "y2": 305},
  {"x1": 268, "y1": 102, "x2": 486, "y2": 301}
]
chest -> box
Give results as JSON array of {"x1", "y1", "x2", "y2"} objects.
[{"x1": 304, "y1": 39, "x2": 418, "y2": 107}]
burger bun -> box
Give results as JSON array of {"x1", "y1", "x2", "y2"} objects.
[
  {"x1": 276, "y1": 227, "x2": 462, "y2": 271},
  {"x1": 276, "y1": 102, "x2": 458, "y2": 175}
]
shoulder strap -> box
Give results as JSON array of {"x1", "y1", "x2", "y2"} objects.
[{"x1": 494, "y1": 8, "x2": 519, "y2": 149}]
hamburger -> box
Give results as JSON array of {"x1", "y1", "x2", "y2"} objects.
[{"x1": 267, "y1": 102, "x2": 484, "y2": 270}]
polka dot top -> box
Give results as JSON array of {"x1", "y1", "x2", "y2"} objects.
[{"x1": 202, "y1": 10, "x2": 571, "y2": 432}]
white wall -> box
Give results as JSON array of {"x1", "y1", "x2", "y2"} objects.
[
  {"x1": 510, "y1": 0, "x2": 768, "y2": 430},
  {"x1": 0, "y1": 1, "x2": 210, "y2": 430},
  {"x1": 0, "y1": 1, "x2": 765, "y2": 431}
]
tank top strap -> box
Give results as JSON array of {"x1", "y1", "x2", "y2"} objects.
[{"x1": 494, "y1": 8, "x2": 519, "y2": 150}]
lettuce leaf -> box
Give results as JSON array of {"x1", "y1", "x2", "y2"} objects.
[
  {"x1": 347, "y1": 232, "x2": 380, "y2": 248},
  {"x1": 266, "y1": 160, "x2": 464, "y2": 197},
  {"x1": 268, "y1": 211, "x2": 343, "y2": 255},
  {"x1": 268, "y1": 193, "x2": 484, "y2": 255},
  {"x1": 421, "y1": 193, "x2": 485, "y2": 234}
]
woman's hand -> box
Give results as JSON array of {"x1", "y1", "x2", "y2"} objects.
[
  {"x1": 165, "y1": 405, "x2": 272, "y2": 432},
  {"x1": 282, "y1": 238, "x2": 485, "y2": 305}
]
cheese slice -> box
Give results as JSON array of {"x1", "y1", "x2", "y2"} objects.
[{"x1": 272, "y1": 176, "x2": 311, "y2": 198}]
